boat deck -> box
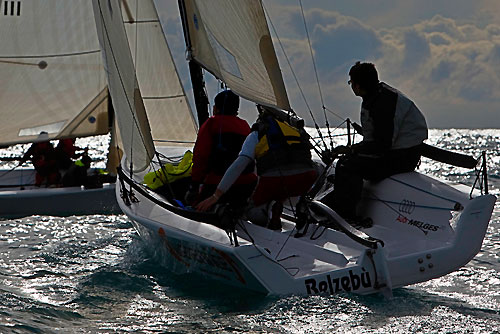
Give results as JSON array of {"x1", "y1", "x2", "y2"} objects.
[{"x1": 236, "y1": 219, "x2": 365, "y2": 279}]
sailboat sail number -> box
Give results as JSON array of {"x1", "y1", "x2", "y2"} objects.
[{"x1": 2, "y1": 1, "x2": 21, "y2": 16}]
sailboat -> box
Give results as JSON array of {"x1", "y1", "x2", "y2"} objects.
[
  {"x1": 93, "y1": 0, "x2": 496, "y2": 297},
  {"x1": 0, "y1": 1, "x2": 121, "y2": 218}
]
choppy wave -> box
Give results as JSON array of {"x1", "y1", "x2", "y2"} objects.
[{"x1": 0, "y1": 130, "x2": 499, "y2": 333}]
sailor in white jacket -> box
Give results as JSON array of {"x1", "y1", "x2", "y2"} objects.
[{"x1": 322, "y1": 61, "x2": 428, "y2": 221}]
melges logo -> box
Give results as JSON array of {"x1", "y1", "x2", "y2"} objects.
[{"x1": 396, "y1": 215, "x2": 439, "y2": 234}]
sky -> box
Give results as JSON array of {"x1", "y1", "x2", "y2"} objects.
[{"x1": 154, "y1": 0, "x2": 500, "y2": 129}]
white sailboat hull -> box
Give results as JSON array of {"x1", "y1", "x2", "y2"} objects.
[
  {"x1": 93, "y1": 0, "x2": 496, "y2": 296},
  {"x1": 116, "y1": 158, "x2": 496, "y2": 296},
  {"x1": 0, "y1": 169, "x2": 120, "y2": 218}
]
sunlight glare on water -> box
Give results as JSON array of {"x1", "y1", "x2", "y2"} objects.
[{"x1": 0, "y1": 130, "x2": 499, "y2": 333}]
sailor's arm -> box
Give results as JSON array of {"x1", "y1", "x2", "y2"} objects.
[{"x1": 196, "y1": 132, "x2": 257, "y2": 211}]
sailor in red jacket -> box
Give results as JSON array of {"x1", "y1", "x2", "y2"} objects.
[
  {"x1": 21, "y1": 132, "x2": 59, "y2": 186},
  {"x1": 186, "y1": 90, "x2": 257, "y2": 206}
]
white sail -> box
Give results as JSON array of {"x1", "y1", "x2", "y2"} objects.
[
  {"x1": 183, "y1": 0, "x2": 290, "y2": 111},
  {"x1": 93, "y1": 0, "x2": 155, "y2": 172},
  {"x1": 122, "y1": 0, "x2": 197, "y2": 145},
  {"x1": 0, "y1": 0, "x2": 110, "y2": 146}
]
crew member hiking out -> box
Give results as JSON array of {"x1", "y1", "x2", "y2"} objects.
[
  {"x1": 196, "y1": 108, "x2": 317, "y2": 230},
  {"x1": 322, "y1": 61, "x2": 428, "y2": 222}
]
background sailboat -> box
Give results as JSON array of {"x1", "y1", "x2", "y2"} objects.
[
  {"x1": 0, "y1": 1, "x2": 120, "y2": 218},
  {"x1": 93, "y1": 0, "x2": 496, "y2": 297}
]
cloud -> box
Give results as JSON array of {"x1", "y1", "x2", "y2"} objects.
[
  {"x1": 402, "y1": 29, "x2": 431, "y2": 68},
  {"x1": 312, "y1": 15, "x2": 383, "y2": 70},
  {"x1": 418, "y1": 15, "x2": 463, "y2": 39},
  {"x1": 490, "y1": 43, "x2": 500, "y2": 63},
  {"x1": 430, "y1": 60, "x2": 455, "y2": 82},
  {"x1": 273, "y1": 8, "x2": 383, "y2": 69},
  {"x1": 155, "y1": 1, "x2": 500, "y2": 128},
  {"x1": 270, "y1": 7, "x2": 500, "y2": 128},
  {"x1": 487, "y1": 24, "x2": 500, "y2": 37},
  {"x1": 428, "y1": 32, "x2": 452, "y2": 46}
]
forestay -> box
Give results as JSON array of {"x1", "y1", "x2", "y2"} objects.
[
  {"x1": 122, "y1": 0, "x2": 197, "y2": 145},
  {"x1": 0, "y1": 0, "x2": 110, "y2": 147},
  {"x1": 183, "y1": 0, "x2": 290, "y2": 111},
  {"x1": 93, "y1": 0, "x2": 154, "y2": 172}
]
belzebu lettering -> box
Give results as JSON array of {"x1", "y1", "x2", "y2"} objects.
[{"x1": 305, "y1": 269, "x2": 372, "y2": 295}]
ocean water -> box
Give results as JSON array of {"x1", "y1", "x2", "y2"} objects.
[{"x1": 0, "y1": 129, "x2": 499, "y2": 334}]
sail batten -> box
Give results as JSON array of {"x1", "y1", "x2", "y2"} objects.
[
  {"x1": 0, "y1": 50, "x2": 102, "y2": 59},
  {"x1": 183, "y1": 0, "x2": 290, "y2": 111}
]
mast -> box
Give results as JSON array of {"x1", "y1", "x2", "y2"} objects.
[{"x1": 178, "y1": 0, "x2": 209, "y2": 127}]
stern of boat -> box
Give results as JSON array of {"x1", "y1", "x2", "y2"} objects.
[{"x1": 355, "y1": 172, "x2": 496, "y2": 289}]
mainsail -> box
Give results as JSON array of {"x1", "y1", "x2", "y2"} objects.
[
  {"x1": 0, "y1": 0, "x2": 110, "y2": 147},
  {"x1": 121, "y1": 0, "x2": 197, "y2": 144},
  {"x1": 182, "y1": 0, "x2": 290, "y2": 111}
]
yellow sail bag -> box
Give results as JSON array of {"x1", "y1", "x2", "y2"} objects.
[{"x1": 144, "y1": 151, "x2": 193, "y2": 190}]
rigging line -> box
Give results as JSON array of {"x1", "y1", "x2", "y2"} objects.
[
  {"x1": 0, "y1": 163, "x2": 21, "y2": 179},
  {"x1": 248, "y1": 239, "x2": 300, "y2": 277},
  {"x1": 298, "y1": 0, "x2": 324, "y2": 110},
  {"x1": 324, "y1": 106, "x2": 349, "y2": 123},
  {"x1": 309, "y1": 137, "x2": 323, "y2": 158},
  {"x1": 241, "y1": 219, "x2": 301, "y2": 277},
  {"x1": 0, "y1": 50, "x2": 101, "y2": 59},
  {"x1": 310, "y1": 225, "x2": 326, "y2": 240},
  {"x1": 298, "y1": 0, "x2": 333, "y2": 151},
  {"x1": 388, "y1": 176, "x2": 462, "y2": 205},
  {"x1": 153, "y1": 151, "x2": 177, "y2": 198},
  {"x1": 96, "y1": 2, "x2": 152, "y2": 166},
  {"x1": 265, "y1": 149, "x2": 303, "y2": 261},
  {"x1": 275, "y1": 210, "x2": 297, "y2": 261},
  {"x1": 236, "y1": 221, "x2": 255, "y2": 244},
  {"x1": 262, "y1": 2, "x2": 328, "y2": 152},
  {"x1": 328, "y1": 118, "x2": 349, "y2": 136},
  {"x1": 154, "y1": 152, "x2": 185, "y2": 161},
  {"x1": 309, "y1": 120, "x2": 349, "y2": 154},
  {"x1": 311, "y1": 130, "x2": 348, "y2": 140},
  {"x1": 365, "y1": 197, "x2": 459, "y2": 211},
  {"x1": 365, "y1": 189, "x2": 429, "y2": 236},
  {"x1": 263, "y1": 4, "x2": 311, "y2": 112},
  {"x1": 470, "y1": 165, "x2": 482, "y2": 198}
]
